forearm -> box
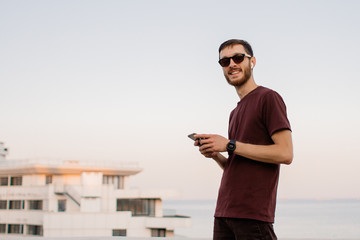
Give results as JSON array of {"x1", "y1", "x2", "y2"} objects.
[{"x1": 213, "y1": 153, "x2": 227, "y2": 169}]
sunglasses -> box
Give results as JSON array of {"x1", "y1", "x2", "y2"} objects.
[{"x1": 218, "y1": 53, "x2": 252, "y2": 67}]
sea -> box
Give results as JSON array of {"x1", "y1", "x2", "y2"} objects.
[{"x1": 163, "y1": 199, "x2": 360, "y2": 239}]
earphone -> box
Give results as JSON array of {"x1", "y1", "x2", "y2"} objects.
[{"x1": 251, "y1": 63, "x2": 254, "y2": 69}]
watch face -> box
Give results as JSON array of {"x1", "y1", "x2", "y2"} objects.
[{"x1": 227, "y1": 141, "x2": 235, "y2": 150}]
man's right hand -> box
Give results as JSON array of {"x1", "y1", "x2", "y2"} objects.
[
  {"x1": 194, "y1": 138, "x2": 215, "y2": 158},
  {"x1": 194, "y1": 140, "x2": 227, "y2": 169}
]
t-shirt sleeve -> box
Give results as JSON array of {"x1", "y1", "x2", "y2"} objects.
[{"x1": 263, "y1": 91, "x2": 291, "y2": 136}]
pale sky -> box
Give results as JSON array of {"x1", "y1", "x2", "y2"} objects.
[{"x1": 1, "y1": 0, "x2": 359, "y2": 200}]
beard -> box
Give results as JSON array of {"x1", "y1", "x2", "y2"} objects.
[{"x1": 225, "y1": 62, "x2": 252, "y2": 87}]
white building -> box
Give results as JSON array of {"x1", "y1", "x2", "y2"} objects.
[{"x1": 0, "y1": 142, "x2": 190, "y2": 237}]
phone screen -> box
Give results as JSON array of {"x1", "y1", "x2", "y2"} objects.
[{"x1": 188, "y1": 133, "x2": 197, "y2": 141}]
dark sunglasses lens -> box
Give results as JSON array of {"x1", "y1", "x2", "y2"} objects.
[
  {"x1": 219, "y1": 58, "x2": 230, "y2": 67},
  {"x1": 232, "y1": 54, "x2": 245, "y2": 64}
]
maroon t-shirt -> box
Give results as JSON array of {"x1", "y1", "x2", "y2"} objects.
[{"x1": 214, "y1": 86, "x2": 291, "y2": 223}]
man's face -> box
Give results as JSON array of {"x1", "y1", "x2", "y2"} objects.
[{"x1": 219, "y1": 45, "x2": 252, "y2": 87}]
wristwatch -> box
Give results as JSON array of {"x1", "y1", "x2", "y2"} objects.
[{"x1": 226, "y1": 140, "x2": 236, "y2": 155}]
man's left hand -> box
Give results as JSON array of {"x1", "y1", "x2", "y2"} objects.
[{"x1": 194, "y1": 134, "x2": 229, "y2": 155}]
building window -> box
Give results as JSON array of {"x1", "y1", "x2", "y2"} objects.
[
  {"x1": 28, "y1": 200, "x2": 43, "y2": 210},
  {"x1": 58, "y1": 199, "x2": 66, "y2": 212},
  {"x1": 117, "y1": 199, "x2": 155, "y2": 216},
  {"x1": 9, "y1": 200, "x2": 24, "y2": 210},
  {"x1": 103, "y1": 175, "x2": 124, "y2": 189},
  {"x1": 151, "y1": 228, "x2": 166, "y2": 237},
  {"x1": 27, "y1": 225, "x2": 43, "y2": 236},
  {"x1": 0, "y1": 200, "x2": 7, "y2": 209},
  {"x1": 0, "y1": 224, "x2": 6, "y2": 233},
  {"x1": 10, "y1": 176, "x2": 22, "y2": 186},
  {"x1": 0, "y1": 177, "x2": 8, "y2": 186},
  {"x1": 7, "y1": 224, "x2": 23, "y2": 234},
  {"x1": 46, "y1": 175, "x2": 53, "y2": 184},
  {"x1": 112, "y1": 229, "x2": 126, "y2": 236}
]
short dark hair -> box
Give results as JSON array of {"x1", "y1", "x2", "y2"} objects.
[{"x1": 218, "y1": 39, "x2": 254, "y2": 57}]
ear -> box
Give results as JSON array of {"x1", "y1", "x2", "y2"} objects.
[{"x1": 251, "y1": 56, "x2": 256, "y2": 69}]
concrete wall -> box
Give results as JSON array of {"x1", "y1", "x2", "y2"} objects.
[{"x1": 43, "y1": 212, "x2": 143, "y2": 237}]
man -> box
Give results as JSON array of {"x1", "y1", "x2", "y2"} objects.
[{"x1": 193, "y1": 39, "x2": 293, "y2": 239}]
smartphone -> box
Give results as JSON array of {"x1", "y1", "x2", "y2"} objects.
[
  {"x1": 188, "y1": 133, "x2": 202, "y2": 145},
  {"x1": 187, "y1": 133, "x2": 197, "y2": 141}
]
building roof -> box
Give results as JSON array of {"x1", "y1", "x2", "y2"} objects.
[{"x1": 0, "y1": 159, "x2": 142, "y2": 176}]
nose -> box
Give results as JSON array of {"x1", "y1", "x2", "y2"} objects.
[{"x1": 229, "y1": 58, "x2": 237, "y2": 67}]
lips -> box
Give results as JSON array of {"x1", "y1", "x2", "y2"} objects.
[{"x1": 229, "y1": 68, "x2": 242, "y2": 75}]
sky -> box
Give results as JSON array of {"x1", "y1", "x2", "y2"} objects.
[{"x1": 1, "y1": 0, "x2": 359, "y2": 200}]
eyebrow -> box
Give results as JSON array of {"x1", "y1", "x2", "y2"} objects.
[{"x1": 219, "y1": 53, "x2": 250, "y2": 59}]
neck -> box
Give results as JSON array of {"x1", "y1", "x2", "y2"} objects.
[{"x1": 235, "y1": 77, "x2": 258, "y2": 99}]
